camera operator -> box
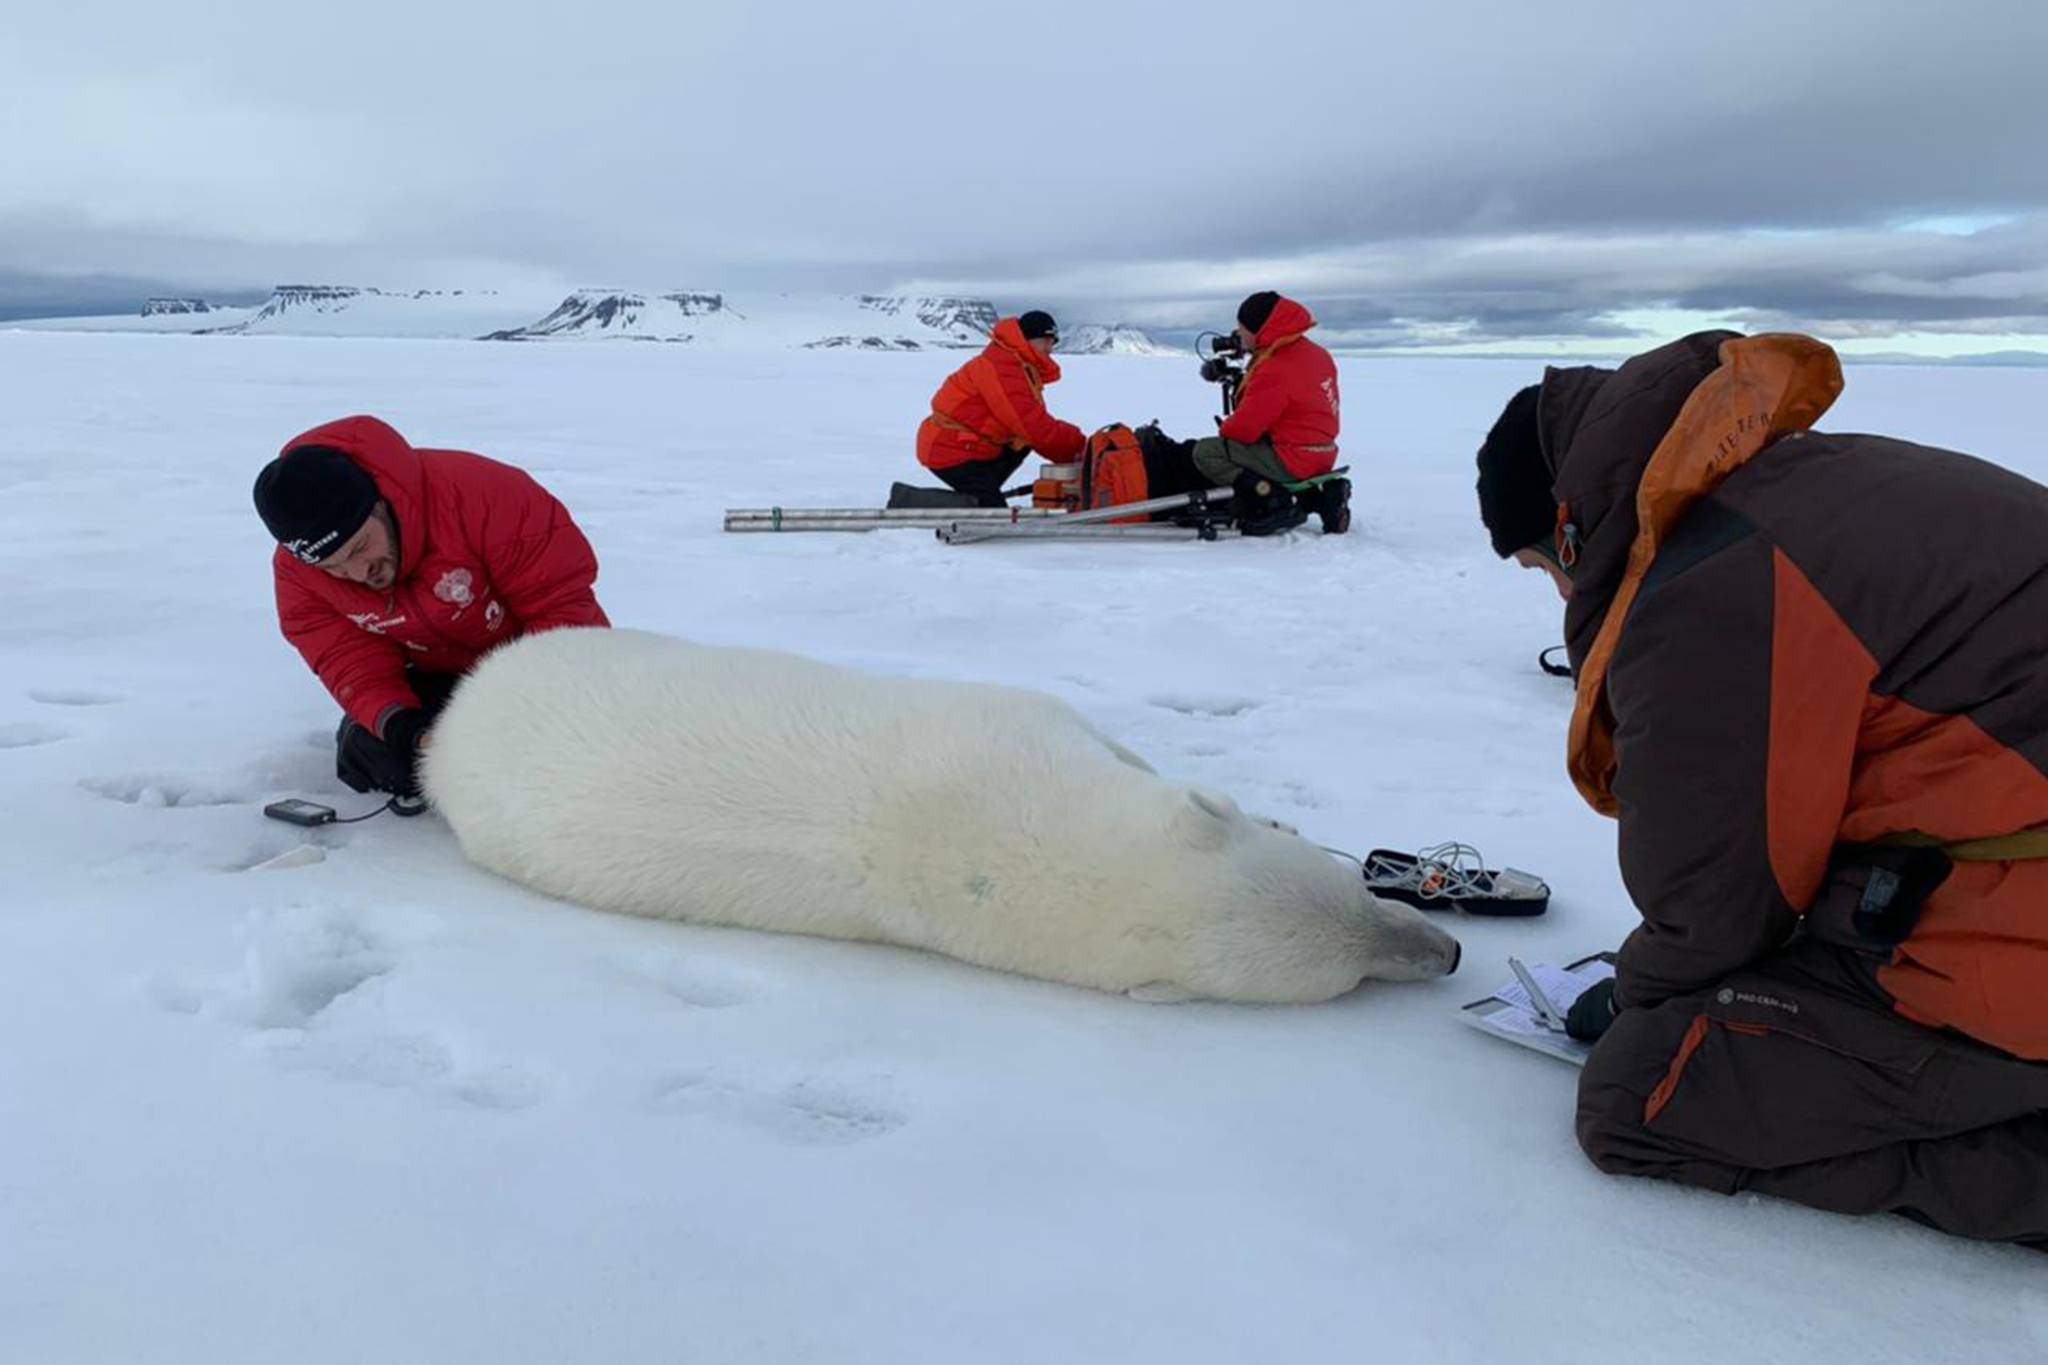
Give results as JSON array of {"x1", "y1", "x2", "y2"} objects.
[{"x1": 1191, "y1": 292, "x2": 1347, "y2": 534}]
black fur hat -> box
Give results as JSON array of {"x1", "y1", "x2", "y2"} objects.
[
  {"x1": 1475, "y1": 383, "x2": 1555, "y2": 558},
  {"x1": 1017, "y1": 310, "x2": 1059, "y2": 342}
]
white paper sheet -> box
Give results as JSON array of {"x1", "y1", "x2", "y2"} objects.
[{"x1": 1458, "y1": 957, "x2": 1617, "y2": 1067}]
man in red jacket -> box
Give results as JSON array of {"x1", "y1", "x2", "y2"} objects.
[
  {"x1": 253, "y1": 415, "x2": 609, "y2": 809},
  {"x1": 916, "y1": 310, "x2": 1086, "y2": 506},
  {"x1": 1191, "y1": 292, "x2": 1347, "y2": 534}
]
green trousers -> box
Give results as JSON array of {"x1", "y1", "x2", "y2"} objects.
[{"x1": 1190, "y1": 435, "x2": 1292, "y2": 488}]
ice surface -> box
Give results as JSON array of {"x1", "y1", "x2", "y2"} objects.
[{"x1": 0, "y1": 331, "x2": 2041, "y2": 1362}]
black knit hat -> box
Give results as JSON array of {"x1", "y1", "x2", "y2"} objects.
[
  {"x1": 1236, "y1": 291, "x2": 1281, "y2": 334},
  {"x1": 252, "y1": 446, "x2": 380, "y2": 563},
  {"x1": 1475, "y1": 383, "x2": 1556, "y2": 558},
  {"x1": 1017, "y1": 310, "x2": 1058, "y2": 342}
]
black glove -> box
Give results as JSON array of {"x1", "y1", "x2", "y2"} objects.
[
  {"x1": 1565, "y1": 977, "x2": 1620, "y2": 1042},
  {"x1": 381, "y1": 709, "x2": 432, "y2": 799},
  {"x1": 337, "y1": 707, "x2": 432, "y2": 800}
]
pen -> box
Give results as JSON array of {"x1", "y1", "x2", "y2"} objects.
[{"x1": 1509, "y1": 956, "x2": 1568, "y2": 1032}]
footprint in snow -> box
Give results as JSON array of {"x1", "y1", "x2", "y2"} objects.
[
  {"x1": 158, "y1": 906, "x2": 548, "y2": 1112},
  {"x1": 617, "y1": 950, "x2": 757, "y2": 1009},
  {"x1": 1146, "y1": 692, "x2": 1262, "y2": 718},
  {"x1": 80, "y1": 774, "x2": 250, "y2": 808},
  {"x1": 29, "y1": 688, "x2": 124, "y2": 707},
  {"x1": 0, "y1": 722, "x2": 70, "y2": 749},
  {"x1": 648, "y1": 1072, "x2": 907, "y2": 1145},
  {"x1": 236, "y1": 907, "x2": 395, "y2": 1028},
  {"x1": 260, "y1": 1028, "x2": 455, "y2": 1090},
  {"x1": 256, "y1": 1022, "x2": 550, "y2": 1113},
  {"x1": 1277, "y1": 780, "x2": 1328, "y2": 810}
]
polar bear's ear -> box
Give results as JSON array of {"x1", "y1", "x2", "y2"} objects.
[{"x1": 1171, "y1": 789, "x2": 1236, "y2": 849}]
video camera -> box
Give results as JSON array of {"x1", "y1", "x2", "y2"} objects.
[{"x1": 1196, "y1": 332, "x2": 1246, "y2": 414}]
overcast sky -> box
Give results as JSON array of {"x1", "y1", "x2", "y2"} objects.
[{"x1": 5, "y1": 0, "x2": 2046, "y2": 352}]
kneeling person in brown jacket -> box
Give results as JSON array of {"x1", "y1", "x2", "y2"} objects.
[{"x1": 1477, "y1": 330, "x2": 2048, "y2": 1248}]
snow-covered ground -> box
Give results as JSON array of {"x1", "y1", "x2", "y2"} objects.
[{"x1": 1, "y1": 330, "x2": 2042, "y2": 1363}]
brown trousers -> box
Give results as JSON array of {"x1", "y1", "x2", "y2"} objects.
[{"x1": 1577, "y1": 936, "x2": 2048, "y2": 1246}]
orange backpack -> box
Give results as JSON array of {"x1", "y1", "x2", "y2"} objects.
[{"x1": 1083, "y1": 425, "x2": 1152, "y2": 524}]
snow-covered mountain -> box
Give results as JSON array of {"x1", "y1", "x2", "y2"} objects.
[
  {"x1": 141, "y1": 297, "x2": 215, "y2": 317},
  {"x1": 200, "y1": 285, "x2": 551, "y2": 339},
  {"x1": 1059, "y1": 323, "x2": 1182, "y2": 356},
  {"x1": 12, "y1": 286, "x2": 1004, "y2": 350},
  {"x1": 802, "y1": 295, "x2": 995, "y2": 350},
  {"x1": 490, "y1": 291, "x2": 997, "y2": 349},
  {"x1": 484, "y1": 290, "x2": 742, "y2": 343}
]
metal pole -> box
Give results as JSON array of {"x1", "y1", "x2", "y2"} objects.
[
  {"x1": 726, "y1": 507, "x2": 1058, "y2": 520},
  {"x1": 728, "y1": 486, "x2": 1235, "y2": 535},
  {"x1": 724, "y1": 507, "x2": 1064, "y2": 532},
  {"x1": 941, "y1": 523, "x2": 1241, "y2": 544},
  {"x1": 997, "y1": 485, "x2": 1236, "y2": 528},
  {"x1": 724, "y1": 517, "x2": 976, "y2": 533}
]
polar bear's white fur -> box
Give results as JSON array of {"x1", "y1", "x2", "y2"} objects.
[{"x1": 423, "y1": 628, "x2": 1460, "y2": 1002}]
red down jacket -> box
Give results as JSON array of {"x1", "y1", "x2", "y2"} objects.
[
  {"x1": 1218, "y1": 296, "x2": 1341, "y2": 478},
  {"x1": 916, "y1": 317, "x2": 1086, "y2": 470},
  {"x1": 269, "y1": 415, "x2": 609, "y2": 734}
]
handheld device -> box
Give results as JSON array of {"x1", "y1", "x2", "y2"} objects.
[{"x1": 263, "y1": 798, "x2": 338, "y2": 827}]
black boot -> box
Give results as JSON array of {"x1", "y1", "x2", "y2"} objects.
[
  {"x1": 1231, "y1": 472, "x2": 1307, "y2": 536},
  {"x1": 1313, "y1": 477, "x2": 1351, "y2": 534}
]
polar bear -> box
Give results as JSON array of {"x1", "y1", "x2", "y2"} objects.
[{"x1": 422, "y1": 628, "x2": 1460, "y2": 1002}]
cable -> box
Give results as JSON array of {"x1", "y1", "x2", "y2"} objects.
[
  {"x1": 1354, "y1": 841, "x2": 1497, "y2": 902},
  {"x1": 331, "y1": 797, "x2": 414, "y2": 824}
]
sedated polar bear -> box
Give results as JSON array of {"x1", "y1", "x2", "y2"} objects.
[{"x1": 423, "y1": 628, "x2": 1460, "y2": 1002}]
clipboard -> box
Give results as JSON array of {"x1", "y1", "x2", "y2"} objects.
[{"x1": 1457, "y1": 952, "x2": 1618, "y2": 1067}]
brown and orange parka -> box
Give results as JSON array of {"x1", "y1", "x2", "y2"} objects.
[
  {"x1": 916, "y1": 317, "x2": 1086, "y2": 472},
  {"x1": 1542, "y1": 331, "x2": 2048, "y2": 1061}
]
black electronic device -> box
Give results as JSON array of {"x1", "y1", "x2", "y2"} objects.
[{"x1": 263, "y1": 798, "x2": 338, "y2": 827}]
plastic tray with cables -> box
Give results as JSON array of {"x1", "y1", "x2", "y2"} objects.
[{"x1": 1337, "y1": 841, "x2": 1551, "y2": 917}]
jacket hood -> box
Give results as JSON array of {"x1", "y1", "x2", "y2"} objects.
[
  {"x1": 1551, "y1": 332, "x2": 1845, "y2": 811},
  {"x1": 278, "y1": 415, "x2": 429, "y2": 580},
  {"x1": 1252, "y1": 297, "x2": 1315, "y2": 351},
  {"x1": 990, "y1": 317, "x2": 1062, "y2": 385},
  {"x1": 1542, "y1": 333, "x2": 1732, "y2": 663}
]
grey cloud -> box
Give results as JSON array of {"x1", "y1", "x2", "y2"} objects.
[{"x1": 3, "y1": 1, "x2": 2045, "y2": 347}]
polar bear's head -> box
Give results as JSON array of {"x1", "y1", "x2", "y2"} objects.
[{"x1": 1161, "y1": 788, "x2": 1462, "y2": 1003}]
